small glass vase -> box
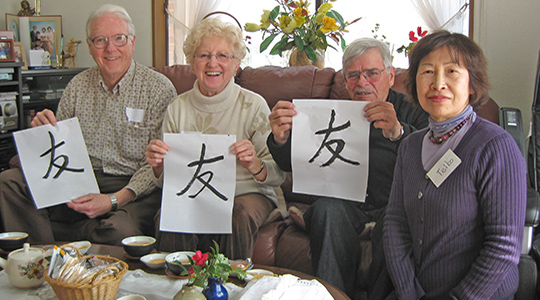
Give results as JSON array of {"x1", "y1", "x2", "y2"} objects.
[
  {"x1": 173, "y1": 283, "x2": 206, "y2": 300},
  {"x1": 202, "y1": 277, "x2": 228, "y2": 300}
]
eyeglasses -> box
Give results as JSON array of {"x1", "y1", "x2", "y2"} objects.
[
  {"x1": 345, "y1": 67, "x2": 388, "y2": 83},
  {"x1": 194, "y1": 52, "x2": 235, "y2": 63},
  {"x1": 90, "y1": 34, "x2": 132, "y2": 49}
]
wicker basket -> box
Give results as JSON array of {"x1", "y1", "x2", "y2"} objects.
[{"x1": 44, "y1": 245, "x2": 128, "y2": 300}]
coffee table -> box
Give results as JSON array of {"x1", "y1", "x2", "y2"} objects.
[
  {"x1": 86, "y1": 243, "x2": 350, "y2": 300},
  {"x1": 1, "y1": 243, "x2": 350, "y2": 299}
]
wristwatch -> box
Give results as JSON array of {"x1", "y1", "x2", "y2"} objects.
[{"x1": 109, "y1": 193, "x2": 118, "y2": 211}]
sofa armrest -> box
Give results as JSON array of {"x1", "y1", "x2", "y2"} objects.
[{"x1": 252, "y1": 220, "x2": 288, "y2": 266}]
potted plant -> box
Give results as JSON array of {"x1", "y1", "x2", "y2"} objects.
[
  {"x1": 244, "y1": 0, "x2": 361, "y2": 67},
  {"x1": 177, "y1": 241, "x2": 246, "y2": 300}
]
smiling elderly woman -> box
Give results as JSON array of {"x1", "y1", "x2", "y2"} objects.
[
  {"x1": 383, "y1": 30, "x2": 526, "y2": 300},
  {"x1": 145, "y1": 17, "x2": 285, "y2": 259}
]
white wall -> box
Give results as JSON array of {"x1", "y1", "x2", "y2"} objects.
[
  {"x1": 473, "y1": 0, "x2": 540, "y2": 135},
  {"x1": 3, "y1": 0, "x2": 539, "y2": 133},
  {"x1": 1, "y1": 0, "x2": 152, "y2": 68}
]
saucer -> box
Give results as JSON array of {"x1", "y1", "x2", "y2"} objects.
[{"x1": 165, "y1": 266, "x2": 189, "y2": 279}]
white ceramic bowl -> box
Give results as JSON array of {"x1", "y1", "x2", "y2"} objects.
[
  {"x1": 67, "y1": 240, "x2": 92, "y2": 255},
  {"x1": 140, "y1": 252, "x2": 167, "y2": 269},
  {"x1": 165, "y1": 251, "x2": 195, "y2": 275}
]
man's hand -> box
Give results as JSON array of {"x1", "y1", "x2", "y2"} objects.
[
  {"x1": 31, "y1": 109, "x2": 58, "y2": 127},
  {"x1": 145, "y1": 139, "x2": 169, "y2": 178},
  {"x1": 364, "y1": 101, "x2": 402, "y2": 140},
  {"x1": 269, "y1": 101, "x2": 297, "y2": 146},
  {"x1": 67, "y1": 193, "x2": 112, "y2": 219}
]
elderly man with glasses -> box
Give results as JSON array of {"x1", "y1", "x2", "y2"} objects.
[
  {"x1": 0, "y1": 4, "x2": 177, "y2": 245},
  {"x1": 267, "y1": 38, "x2": 429, "y2": 300}
]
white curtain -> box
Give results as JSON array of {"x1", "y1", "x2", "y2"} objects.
[
  {"x1": 168, "y1": 0, "x2": 231, "y2": 64},
  {"x1": 410, "y1": 0, "x2": 469, "y2": 34}
]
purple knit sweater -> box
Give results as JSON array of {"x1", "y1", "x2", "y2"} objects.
[{"x1": 383, "y1": 117, "x2": 527, "y2": 300}]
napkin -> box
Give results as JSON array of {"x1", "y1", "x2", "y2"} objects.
[{"x1": 235, "y1": 274, "x2": 333, "y2": 300}]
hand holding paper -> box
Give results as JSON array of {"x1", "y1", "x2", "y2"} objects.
[{"x1": 268, "y1": 101, "x2": 297, "y2": 146}]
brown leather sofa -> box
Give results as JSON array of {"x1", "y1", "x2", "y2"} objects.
[{"x1": 152, "y1": 64, "x2": 500, "y2": 280}]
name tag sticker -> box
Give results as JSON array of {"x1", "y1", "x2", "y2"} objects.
[
  {"x1": 126, "y1": 107, "x2": 145, "y2": 123},
  {"x1": 427, "y1": 149, "x2": 461, "y2": 188}
]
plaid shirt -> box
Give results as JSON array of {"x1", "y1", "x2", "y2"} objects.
[{"x1": 57, "y1": 60, "x2": 177, "y2": 197}]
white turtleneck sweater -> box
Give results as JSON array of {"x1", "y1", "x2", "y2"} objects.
[{"x1": 157, "y1": 78, "x2": 285, "y2": 205}]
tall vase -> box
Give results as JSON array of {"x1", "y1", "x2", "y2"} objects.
[
  {"x1": 288, "y1": 47, "x2": 325, "y2": 69},
  {"x1": 202, "y1": 277, "x2": 228, "y2": 300},
  {"x1": 173, "y1": 283, "x2": 206, "y2": 300}
]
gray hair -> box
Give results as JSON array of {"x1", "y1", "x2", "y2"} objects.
[
  {"x1": 86, "y1": 4, "x2": 135, "y2": 39},
  {"x1": 342, "y1": 38, "x2": 393, "y2": 75},
  {"x1": 183, "y1": 17, "x2": 246, "y2": 64}
]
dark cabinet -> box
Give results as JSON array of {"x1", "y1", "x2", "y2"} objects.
[{"x1": 0, "y1": 67, "x2": 86, "y2": 171}]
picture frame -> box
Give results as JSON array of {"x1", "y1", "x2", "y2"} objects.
[
  {"x1": 0, "y1": 30, "x2": 15, "y2": 40},
  {"x1": 13, "y1": 42, "x2": 28, "y2": 70},
  {"x1": 5, "y1": 14, "x2": 62, "y2": 66},
  {"x1": 0, "y1": 39, "x2": 15, "y2": 62}
]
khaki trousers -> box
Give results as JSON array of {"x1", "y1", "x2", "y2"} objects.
[
  {"x1": 0, "y1": 168, "x2": 161, "y2": 246},
  {"x1": 155, "y1": 193, "x2": 274, "y2": 260}
]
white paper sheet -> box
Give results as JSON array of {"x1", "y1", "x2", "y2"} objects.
[
  {"x1": 291, "y1": 99, "x2": 370, "y2": 202},
  {"x1": 13, "y1": 117, "x2": 99, "y2": 209},
  {"x1": 160, "y1": 132, "x2": 237, "y2": 234}
]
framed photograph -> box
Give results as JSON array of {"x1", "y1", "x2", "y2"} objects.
[
  {"x1": 13, "y1": 42, "x2": 28, "y2": 70},
  {"x1": 0, "y1": 39, "x2": 15, "y2": 62},
  {"x1": 6, "y1": 14, "x2": 62, "y2": 66},
  {"x1": 0, "y1": 30, "x2": 15, "y2": 40},
  {"x1": 5, "y1": 14, "x2": 20, "y2": 42}
]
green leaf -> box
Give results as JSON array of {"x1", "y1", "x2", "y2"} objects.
[
  {"x1": 341, "y1": 37, "x2": 347, "y2": 51},
  {"x1": 260, "y1": 33, "x2": 279, "y2": 52},
  {"x1": 304, "y1": 46, "x2": 317, "y2": 61},
  {"x1": 269, "y1": 37, "x2": 289, "y2": 55},
  {"x1": 327, "y1": 10, "x2": 346, "y2": 28},
  {"x1": 269, "y1": 6, "x2": 280, "y2": 20},
  {"x1": 294, "y1": 36, "x2": 305, "y2": 50}
]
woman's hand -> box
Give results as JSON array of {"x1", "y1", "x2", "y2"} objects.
[
  {"x1": 145, "y1": 139, "x2": 169, "y2": 178},
  {"x1": 231, "y1": 139, "x2": 260, "y2": 172}
]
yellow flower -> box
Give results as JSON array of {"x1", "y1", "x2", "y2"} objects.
[
  {"x1": 293, "y1": 8, "x2": 307, "y2": 26},
  {"x1": 244, "y1": 23, "x2": 261, "y2": 32},
  {"x1": 317, "y1": 2, "x2": 333, "y2": 14},
  {"x1": 260, "y1": 10, "x2": 271, "y2": 29},
  {"x1": 279, "y1": 15, "x2": 297, "y2": 34},
  {"x1": 244, "y1": 0, "x2": 359, "y2": 62},
  {"x1": 320, "y1": 16, "x2": 339, "y2": 33},
  {"x1": 315, "y1": 2, "x2": 333, "y2": 23}
]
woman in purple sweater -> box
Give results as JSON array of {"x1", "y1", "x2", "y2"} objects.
[{"x1": 383, "y1": 30, "x2": 526, "y2": 300}]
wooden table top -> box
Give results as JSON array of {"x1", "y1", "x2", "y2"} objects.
[
  {"x1": 90, "y1": 243, "x2": 350, "y2": 299},
  {"x1": 1, "y1": 242, "x2": 350, "y2": 300}
]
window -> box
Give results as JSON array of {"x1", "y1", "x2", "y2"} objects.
[{"x1": 156, "y1": 0, "x2": 470, "y2": 70}]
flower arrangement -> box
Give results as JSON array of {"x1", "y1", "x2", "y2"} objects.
[
  {"x1": 244, "y1": 0, "x2": 361, "y2": 63},
  {"x1": 396, "y1": 26, "x2": 428, "y2": 56},
  {"x1": 177, "y1": 241, "x2": 246, "y2": 288}
]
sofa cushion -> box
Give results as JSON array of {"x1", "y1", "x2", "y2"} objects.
[
  {"x1": 153, "y1": 65, "x2": 198, "y2": 95},
  {"x1": 329, "y1": 70, "x2": 351, "y2": 100},
  {"x1": 237, "y1": 65, "x2": 336, "y2": 109}
]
